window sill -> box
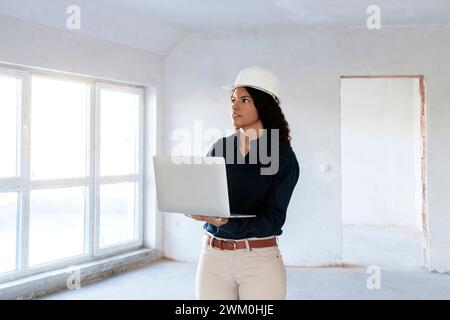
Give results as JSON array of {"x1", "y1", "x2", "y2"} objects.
[{"x1": 0, "y1": 248, "x2": 162, "y2": 300}]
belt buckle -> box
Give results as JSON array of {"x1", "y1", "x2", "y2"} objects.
[{"x1": 220, "y1": 240, "x2": 237, "y2": 251}]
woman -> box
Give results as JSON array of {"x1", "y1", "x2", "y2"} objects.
[{"x1": 186, "y1": 66, "x2": 300, "y2": 300}]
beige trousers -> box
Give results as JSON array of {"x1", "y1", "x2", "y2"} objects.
[{"x1": 196, "y1": 233, "x2": 287, "y2": 300}]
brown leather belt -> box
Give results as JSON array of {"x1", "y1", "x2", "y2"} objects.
[{"x1": 205, "y1": 235, "x2": 277, "y2": 251}]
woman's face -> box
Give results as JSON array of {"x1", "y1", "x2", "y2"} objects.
[{"x1": 231, "y1": 87, "x2": 260, "y2": 130}]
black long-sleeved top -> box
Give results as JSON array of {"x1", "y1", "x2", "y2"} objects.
[{"x1": 203, "y1": 130, "x2": 300, "y2": 239}]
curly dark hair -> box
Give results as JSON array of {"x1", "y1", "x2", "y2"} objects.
[{"x1": 243, "y1": 86, "x2": 292, "y2": 148}]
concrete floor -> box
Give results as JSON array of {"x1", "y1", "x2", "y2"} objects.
[
  {"x1": 42, "y1": 226, "x2": 450, "y2": 300},
  {"x1": 343, "y1": 225, "x2": 424, "y2": 271}
]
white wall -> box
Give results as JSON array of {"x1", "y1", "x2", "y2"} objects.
[
  {"x1": 164, "y1": 27, "x2": 450, "y2": 272},
  {"x1": 0, "y1": 14, "x2": 166, "y2": 252},
  {"x1": 341, "y1": 78, "x2": 422, "y2": 229}
]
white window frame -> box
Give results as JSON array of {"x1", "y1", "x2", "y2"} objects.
[
  {"x1": 94, "y1": 82, "x2": 144, "y2": 256},
  {"x1": 0, "y1": 67, "x2": 145, "y2": 283},
  {"x1": 26, "y1": 74, "x2": 93, "y2": 274},
  {"x1": 0, "y1": 67, "x2": 28, "y2": 282}
]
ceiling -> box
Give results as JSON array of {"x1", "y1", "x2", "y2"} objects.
[{"x1": 1, "y1": 0, "x2": 449, "y2": 55}]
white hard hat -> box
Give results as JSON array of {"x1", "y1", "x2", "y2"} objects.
[{"x1": 223, "y1": 66, "x2": 280, "y2": 102}]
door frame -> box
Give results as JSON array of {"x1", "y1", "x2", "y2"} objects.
[{"x1": 339, "y1": 75, "x2": 429, "y2": 268}]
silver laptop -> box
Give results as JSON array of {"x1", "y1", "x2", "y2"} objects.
[{"x1": 153, "y1": 155, "x2": 256, "y2": 218}]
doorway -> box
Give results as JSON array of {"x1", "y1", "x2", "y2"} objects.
[{"x1": 340, "y1": 75, "x2": 428, "y2": 271}]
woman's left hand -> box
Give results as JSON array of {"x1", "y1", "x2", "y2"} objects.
[{"x1": 185, "y1": 214, "x2": 228, "y2": 227}]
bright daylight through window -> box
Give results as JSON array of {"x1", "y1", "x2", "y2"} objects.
[{"x1": 0, "y1": 69, "x2": 144, "y2": 280}]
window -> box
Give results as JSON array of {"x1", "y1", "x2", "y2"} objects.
[
  {"x1": 97, "y1": 85, "x2": 143, "y2": 250},
  {"x1": 27, "y1": 75, "x2": 91, "y2": 267},
  {"x1": 30, "y1": 76, "x2": 89, "y2": 180},
  {"x1": 99, "y1": 182, "x2": 137, "y2": 247},
  {"x1": 0, "y1": 193, "x2": 18, "y2": 274},
  {"x1": 0, "y1": 70, "x2": 23, "y2": 276},
  {"x1": 0, "y1": 68, "x2": 144, "y2": 282},
  {"x1": 0, "y1": 75, "x2": 20, "y2": 178},
  {"x1": 99, "y1": 88, "x2": 139, "y2": 176},
  {"x1": 29, "y1": 187, "x2": 87, "y2": 266}
]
